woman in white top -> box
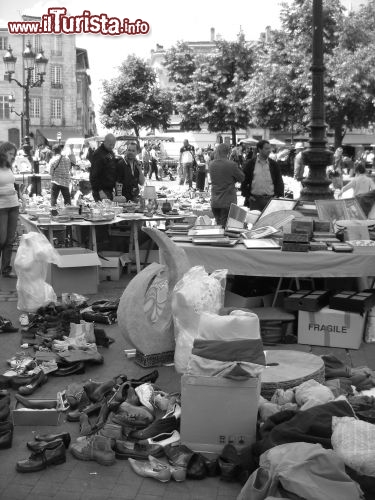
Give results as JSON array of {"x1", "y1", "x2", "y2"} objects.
[
  {"x1": 339, "y1": 163, "x2": 375, "y2": 197},
  {"x1": 0, "y1": 142, "x2": 19, "y2": 277}
]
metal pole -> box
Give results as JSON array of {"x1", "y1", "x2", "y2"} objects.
[
  {"x1": 24, "y1": 69, "x2": 30, "y2": 138},
  {"x1": 20, "y1": 113, "x2": 24, "y2": 140},
  {"x1": 300, "y1": 0, "x2": 333, "y2": 201}
]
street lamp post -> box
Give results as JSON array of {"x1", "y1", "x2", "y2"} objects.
[
  {"x1": 3, "y1": 41, "x2": 48, "y2": 171},
  {"x1": 8, "y1": 94, "x2": 24, "y2": 142},
  {"x1": 300, "y1": 0, "x2": 333, "y2": 201}
]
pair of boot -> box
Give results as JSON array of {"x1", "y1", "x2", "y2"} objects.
[
  {"x1": 70, "y1": 434, "x2": 116, "y2": 466},
  {"x1": 0, "y1": 420, "x2": 13, "y2": 449},
  {"x1": 217, "y1": 443, "x2": 254, "y2": 483},
  {"x1": 16, "y1": 432, "x2": 70, "y2": 472},
  {"x1": 0, "y1": 390, "x2": 11, "y2": 420}
]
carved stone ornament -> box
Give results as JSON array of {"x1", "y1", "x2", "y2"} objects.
[{"x1": 117, "y1": 227, "x2": 191, "y2": 355}]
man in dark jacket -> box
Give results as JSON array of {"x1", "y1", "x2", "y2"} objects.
[
  {"x1": 89, "y1": 133, "x2": 117, "y2": 202},
  {"x1": 241, "y1": 140, "x2": 284, "y2": 211}
]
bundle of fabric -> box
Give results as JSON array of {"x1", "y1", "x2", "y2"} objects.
[
  {"x1": 323, "y1": 354, "x2": 375, "y2": 392},
  {"x1": 238, "y1": 442, "x2": 363, "y2": 500},
  {"x1": 186, "y1": 310, "x2": 265, "y2": 379}
]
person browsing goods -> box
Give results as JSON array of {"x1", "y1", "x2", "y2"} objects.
[
  {"x1": 209, "y1": 143, "x2": 245, "y2": 227},
  {"x1": 49, "y1": 144, "x2": 72, "y2": 206},
  {"x1": 116, "y1": 142, "x2": 145, "y2": 202},
  {"x1": 0, "y1": 142, "x2": 19, "y2": 277},
  {"x1": 241, "y1": 139, "x2": 284, "y2": 211},
  {"x1": 339, "y1": 163, "x2": 375, "y2": 197},
  {"x1": 179, "y1": 139, "x2": 196, "y2": 188},
  {"x1": 89, "y1": 133, "x2": 117, "y2": 202}
]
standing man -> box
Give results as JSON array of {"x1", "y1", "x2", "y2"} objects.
[
  {"x1": 179, "y1": 139, "x2": 196, "y2": 188},
  {"x1": 209, "y1": 143, "x2": 245, "y2": 227},
  {"x1": 241, "y1": 140, "x2": 284, "y2": 211},
  {"x1": 49, "y1": 144, "x2": 72, "y2": 206},
  {"x1": 149, "y1": 145, "x2": 160, "y2": 181},
  {"x1": 141, "y1": 144, "x2": 151, "y2": 177},
  {"x1": 293, "y1": 142, "x2": 305, "y2": 182},
  {"x1": 89, "y1": 133, "x2": 117, "y2": 202},
  {"x1": 116, "y1": 142, "x2": 145, "y2": 202}
]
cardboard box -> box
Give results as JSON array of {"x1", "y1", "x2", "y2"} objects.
[
  {"x1": 284, "y1": 290, "x2": 330, "y2": 312},
  {"x1": 329, "y1": 290, "x2": 375, "y2": 314},
  {"x1": 224, "y1": 290, "x2": 273, "y2": 309},
  {"x1": 99, "y1": 251, "x2": 129, "y2": 281},
  {"x1": 180, "y1": 375, "x2": 260, "y2": 454},
  {"x1": 13, "y1": 399, "x2": 61, "y2": 426},
  {"x1": 46, "y1": 247, "x2": 101, "y2": 296},
  {"x1": 298, "y1": 307, "x2": 366, "y2": 349}
]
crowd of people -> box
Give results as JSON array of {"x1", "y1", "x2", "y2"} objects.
[{"x1": 3, "y1": 132, "x2": 375, "y2": 276}]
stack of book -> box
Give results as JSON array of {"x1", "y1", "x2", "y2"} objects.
[
  {"x1": 188, "y1": 226, "x2": 237, "y2": 246},
  {"x1": 166, "y1": 222, "x2": 195, "y2": 242}
]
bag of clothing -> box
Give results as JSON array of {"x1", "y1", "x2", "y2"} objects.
[
  {"x1": 14, "y1": 232, "x2": 61, "y2": 312},
  {"x1": 332, "y1": 416, "x2": 375, "y2": 477},
  {"x1": 172, "y1": 266, "x2": 227, "y2": 374}
]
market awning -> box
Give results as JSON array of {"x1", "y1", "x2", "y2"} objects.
[
  {"x1": 35, "y1": 127, "x2": 84, "y2": 144},
  {"x1": 241, "y1": 137, "x2": 258, "y2": 144},
  {"x1": 342, "y1": 134, "x2": 375, "y2": 146}
]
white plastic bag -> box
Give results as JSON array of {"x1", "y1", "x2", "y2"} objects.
[
  {"x1": 14, "y1": 232, "x2": 61, "y2": 312},
  {"x1": 332, "y1": 416, "x2": 375, "y2": 477},
  {"x1": 171, "y1": 266, "x2": 227, "y2": 373}
]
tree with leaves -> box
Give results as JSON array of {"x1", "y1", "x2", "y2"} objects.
[
  {"x1": 163, "y1": 34, "x2": 255, "y2": 145},
  {"x1": 100, "y1": 55, "x2": 173, "y2": 137},
  {"x1": 245, "y1": 0, "x2": 375, "y2": 147}
]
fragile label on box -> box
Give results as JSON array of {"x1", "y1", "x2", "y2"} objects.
[{"x1": 298, "y1": 307, "x2": 365, "y2": 349}]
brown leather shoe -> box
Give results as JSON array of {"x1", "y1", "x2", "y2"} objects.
[
  {"x1": 16, "y1": 441, "x2": 66, "y2": 472},
  {"x1": 70, "y1": 435, "x2": 115, "y2": 466}
]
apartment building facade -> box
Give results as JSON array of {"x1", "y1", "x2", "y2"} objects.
[{"x1": 0, "y1": 16, "x2": 96, "y2": 148}]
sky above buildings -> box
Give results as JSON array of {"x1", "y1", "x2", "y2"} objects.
[{"x1": 0, "y1": 0, "x2": 364, "y2": 134}]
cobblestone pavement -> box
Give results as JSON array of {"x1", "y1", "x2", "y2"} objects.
[
  {"x1": 1, "y1": 259, "x2": 375, "y2": 500},
  {"x1": 0, "y1": 275, "x2": 243, "y2": 500}
]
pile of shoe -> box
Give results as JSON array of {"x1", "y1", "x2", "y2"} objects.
[
  {"x1": 80, "y1": 299, "x2": 119, "y2": 325},
  {"x1": 16, "y1": 432, "x2": 70, "y2": 473},
  {"x1": 0, "y1": 390, "x2": 13, "y2": 449},
  {"x1": 1, "y1": 356, "x2": 48, "y2": 395},
  {"x1": 0, "y1": 315, "x2": 18, "y2": 334},
  {"x1": 66, "y1": 370, "x2": 222, "y2": 483},
  {"x1": 20, "y1": 303, "x2": 81, "y2": 345}
]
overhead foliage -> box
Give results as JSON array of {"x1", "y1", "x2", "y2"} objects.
[
  {"x1": 245, "y1": 0, "x2": 375, "y2": 146},
  {"x1": 163, "y1": 34, "x2": 255, "y2": 144},
  {"x1": 100, "y1": 55, "x2": 173, "y2": 137}
]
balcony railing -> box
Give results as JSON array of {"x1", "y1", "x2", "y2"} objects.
[{"x1": 51, "y1": 83, "x2": 63, "y2": 89}]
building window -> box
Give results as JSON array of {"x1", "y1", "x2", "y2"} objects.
[
  {"x1": 30, "y1": 97, "x2": 40, "y2": 118},
  {"x1": 77, "y1": 80, "x2": 82, "y2": 97},
  {"x1": 77, "y1": 107, "x2": 82, "y2": 125},
  {"x1": 50, "y1": 65, "x2": 62, "y2": 88},
  {"x1": 51, "y1": 98, "x2": 62, "y2": 119},
  {"x1": 0, "y1": 95, "x2": 10, "y2": 119},
  {"x1": 51, "y1": 35, "x2": 62, "y2": 56},
  {"x1": 0, "y1": 37, "x2": 8, "y2": 50},
  {"x1": 27, "y1": 36, "x2": 41, "y2": 53}
]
